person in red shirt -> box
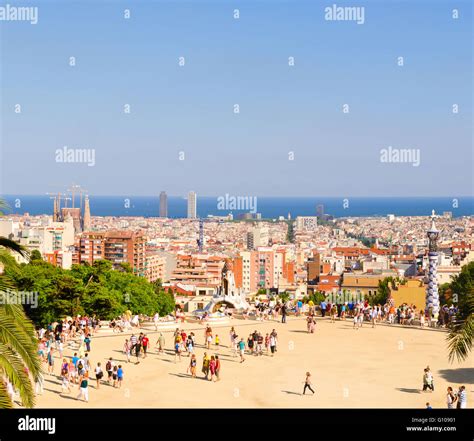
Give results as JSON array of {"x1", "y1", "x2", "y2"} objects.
[
  {"x1": 215, "y1": 355, "x2": 221, "y2": 381},
  {"x1": 141, "y1": 334, "x2": 149, "y2": 359}
]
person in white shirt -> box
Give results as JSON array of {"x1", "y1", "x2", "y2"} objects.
[
  {"x1": 371, "y1": 309, "x2": 378, "y2": 328},
  {"x1": 95, "y1": 362, "x2": 104, "y2": 389},
  {"x1": 457, "y1": 386, "x2": 467, "y2": 409},
  {"x1": 446, "y1": 387, "x2": 456, "y2": 409}
]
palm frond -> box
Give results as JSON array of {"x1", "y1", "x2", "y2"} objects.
[
  {"x1": 447, "y1": 317, "x2": 474, "y2": 363},
  {"x1": 0, "y1": 378, "x2": 13, "y2": 409},
  {"x1": 2, "y1": 303, "x2": 38, "y2": 345},
  {"x1": 0, "y1": 237, "x2": 29, "y2": 259},
  {"x1": 0, "y1": 343, "x2": 35, "y2": 408},
  {"x1": 0, "y1": 199, "x2": 9, "y2": 217},
  {"x1": 0, "y1": 310, "x2": 41, "y2": 381},
  {"x1": 447, "y1": 291, "x2": 474, "y2": 363}
]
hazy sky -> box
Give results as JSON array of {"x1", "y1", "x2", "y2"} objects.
[{"x1": 1, "y1": 0, "x2": 472, "y2": 197}]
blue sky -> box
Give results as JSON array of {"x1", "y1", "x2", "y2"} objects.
[{"x1": 1, "y1": 0, "x2": 472, "y2": 197}]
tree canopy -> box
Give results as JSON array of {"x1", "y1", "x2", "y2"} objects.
[{"x1": 3, "y1": 259, "x2": 175, "y2": 325}]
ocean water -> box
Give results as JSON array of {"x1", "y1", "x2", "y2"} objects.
[{"x1": 1, "y1": 195, "x2": 473, "y2": 218}]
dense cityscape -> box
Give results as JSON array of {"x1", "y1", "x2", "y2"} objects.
[{"x1": 2, "y1": 189, "x2": 472, "y2": 313}]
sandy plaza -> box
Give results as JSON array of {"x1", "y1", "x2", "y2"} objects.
[{"x1": 35, "y1": 316, "x2": 473, "y2": 409}]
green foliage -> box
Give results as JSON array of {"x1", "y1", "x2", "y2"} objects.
[
  {"x1": 448, "y1": 262, "x2": 474, "y2": 307},
  {"x1": 346, "y1": 232, "x2": 376, "y2": 248},
  {"x1": 286, "y1": 221, "x2": 295, "y2": 244},
  {"x1": 367, "y1": 277, "x2": 394, "y2": 306},
  {"x1": 3, "y1": 259, "x2": 176, "y2": 325},
  {"x1": 119, "y1": 262, "x2": 132, "y2": 273},
  {"x1": 447, "y1": 262, "x2": 474, "y2": 362},
  {"x1": 303, "y1": 291, "x2": 326, "y2": 304},
  {"x1": 439, "y1": 282, "x2": 451, "y2": 305},
  {"x1": 0, "y1": 197, "x2": 41, "y2": 408},
  {"x1": 278, "y1": 291, "x2": 290, "y2": 302},
  {"x1": 29, "y1": 250, "x2": 43, "y2": 262}
]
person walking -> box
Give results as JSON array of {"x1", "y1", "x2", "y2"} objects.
[
  {"x1": 202, "y1": 352, "x2": 210, "y2": 379},
  {"x1": 157, "y1": 333, "x2": 165, "y2": 354},
  {"x1": 238, "y1": 338, "x2": 246, "y2": 363},
  {"x1": 106, "y1": 357, "x2": 114, "y2": 384},
  {"x1": 112, "y1": 365, "x2": 118, "y2": 388},
  {"x1": 426, "y1": 366, "x2": 434, "y2": 391},
  {"x1": 84, "y1": 334, "x2": 91, "y2": 352},
  {"x1": 186, "y1": 335, "x2": 194, "y2": 357},
  {"x1": 47, "y1": 348, "x2": 55, "y2": 375},
  {"x1": 247, "y1": 334, "x2": 254, "y2": 355},
  {"x1": 215, "y1": 355, "x2": 221, "y2": 381},
  {"x1": 174, "y1": 340, "x2": 182, "y2": 363},
  {"x1": 265, "y1": 333, "x2": 270, "y2": 353},
  {"x1": 123, "y1": 339, "x2": 131, "y2": 363},
  {"x1": 134, "y1": 338, "x2": 142, "y2": 364},
  {"x1": 229, "y1": 327, "x2": 236, "y2": 348},
  {"x1": 95, "y1": 362, "x2": 103, "y2": 389},
  {"x1": 117, "y1": 365, "x2": 124, "y2": 388},
  {"x1": 422, "y1": 368, "x2": 434, "y2": 392},
  {"x1": 270, "y1": 329, "x2": 278, "y2": 352},
  {"x1": 281, "y1": 304, "x2": 287, "y2": 323},
  {"x1": 303, "y1": 372, "x2": 315, "y2": 395},
  {"x1": 320, "y1": 300, "x2": 327, "y2": 318},
  {"x1": 269, "y1": 333, "x2": 277, "y2": 357},
  {"x1": 142, "y1": 334, "x2": 149, "y2": 359},
  {"x1": 188, "y1": 354, "x2": 197, "y2": 378},
  {"x1": 61, "y1": 362, "x2": 71, "y2": 394},
  {"x1": 77, "y1": 373, "x2": 89, "y2": 402},
  {"x1": 209, "y1": 356, "x2": 217, "y2": 382}
]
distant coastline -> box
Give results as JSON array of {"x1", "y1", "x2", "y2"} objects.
[{"x1": 1, "y1": 195, "x2": 473, "y2": 219}]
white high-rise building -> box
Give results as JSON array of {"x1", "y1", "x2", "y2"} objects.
[
  {"x1": 187, "y1": 191, "x2": 197, "y2": 219},
  {"x1": 296, "y1": 216, "x2": 318, "y2": 231}
]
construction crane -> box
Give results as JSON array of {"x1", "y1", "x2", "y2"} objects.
[
  {"x1": 46, "y1": 192, "x2": 71, "y2": 220},
  {"x1": 67, "y1": 184, "x2": 87, "y2": 210}
]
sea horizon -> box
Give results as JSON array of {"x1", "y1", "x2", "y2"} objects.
[{"x1": 1, "y1": 195, "x2": 473, "y2": 219}]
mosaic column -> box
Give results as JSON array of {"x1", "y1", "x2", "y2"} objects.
[{"x1": 426, "y1": 210, "x2": 440, "y2": 315}]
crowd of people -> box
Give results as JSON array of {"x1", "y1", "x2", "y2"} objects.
[
  {"x1": 35, "y1": 316, "x2": 125, "y2": 403},
  {"x1": 24, "y1": 307, "x2": 469, "y2": 410},
  {"x1": 314, "y1": 299, "x2": 458, "y2": 329}
]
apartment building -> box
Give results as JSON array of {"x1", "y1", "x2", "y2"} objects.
[
  {"x1": 79, "y1": 231, "x2": 147, "y2": 276},
  {"x1": 170, "y1": 254, "x2": 225, "y2": 287},
  {"x1": 145, "y1": 253, "x2": 166, "y2": 283}
]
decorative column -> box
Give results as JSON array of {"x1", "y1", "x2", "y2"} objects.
[{"x1": 426, "y1": 210, "x2": 440, "y2": 315}]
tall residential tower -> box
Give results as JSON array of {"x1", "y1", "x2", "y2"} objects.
[
  {"x1": 187, "y1": 191, "x2": 197, "y2": 219},
  {"x1": 159, "y1": 191, "x2": 168, "y2": 218}
]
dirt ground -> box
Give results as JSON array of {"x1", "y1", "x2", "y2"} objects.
[{"x1": 35, "y1": 316, "x2": 473, "y2": 408}]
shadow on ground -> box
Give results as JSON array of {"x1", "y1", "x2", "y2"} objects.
[
  {"x1": 438, "y1": 368, "x2": 474, "y2": 384},
  {"x1": 396, "y1": 388, "x2": 421, "y2": 394},
  {"x1": 281, "y1": 390, "x2": 302, "y2": 396}
]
